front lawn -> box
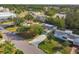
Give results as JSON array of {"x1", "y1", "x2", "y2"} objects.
[
  {"x1": 0, "y1": 20, "x2": 14, "y2": 25},
  {"x1": 39, "y1": 35, "x2": 71, "y2": 54},
  {"x1": 0, "y1": 41, "x2": 23, "y2": 54},
  {"x1": 6, "y1": 26, "x2": 18, "y2": 32}
]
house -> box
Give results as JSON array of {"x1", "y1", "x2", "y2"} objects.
[
  {"x1": 0, "y1": 7, "x2": 10, "y2": 12},
  {"x1": 0, "y1": 12, "x2": 16, "y2": 20},
  {"x1": 42, "y1": 23, "x2": 57, "y2": 30},
  {"x1": 0, "y1": 12, "x2": 16, "y2": 22},
  {"x1": 42, "y1": 23, "x2": 57, "y2": 34},
  {"x1": 30, "y1": 11, "x2": 46, "y2": 22},
  {"x1": 54, "y1": 30, "x2": 79, "y2": 46},
  {"x1": 53, "y1": 12, "x2": 66, "y2": 19},
  {"x1": 0, "y1": 7, "x2": 16, "y2": 22},
  {"x1": 54, "y1": 30, "x2": 67, "y2": 40},
  {"x1": 36, "y1": 15, "x2": 46, "y2": 22},
  {"x1": 67, "y1": 34, "x2": 79, "y2": 46}
]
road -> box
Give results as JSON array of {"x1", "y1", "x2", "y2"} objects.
[{"x1": 2, "y1": 32, "x2": 44, "y2": 54}]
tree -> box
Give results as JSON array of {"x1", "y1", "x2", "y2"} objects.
[
  {"x1": 46, "y1": 17, "x2": 65, "y2": 29},
  {"x1": 30, "y1": 24, "x2": 44, "y2": 35},
  {"x1": 15, "y1": 49, "x2": 23, "y2": 54},
  {"x1": 16, "y1": 24, "x2": 44, "y2": 39},
  {"x1": 4, "y1": 41, "x2": 15, "y2": 54},
  {"x1": 24, "y1": 14, "x2": 34, "y2": 20},
  {"x1": 45, "y1": 8, "x2": 57, "y2": 16},
  {"x1": 65, "y1": 9, "x2": 79, "y2": 34},
  {"x1": 17, "y1": 26, "x2": 30, "y2": 32},
  {"x1": 15, "y1": 18, "x2": 24, "y2": 26},
  {"x1": 0, "y1": 41, "x2": 23, "y2": 54}
]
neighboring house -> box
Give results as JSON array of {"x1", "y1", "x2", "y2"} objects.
[
  {"x1": 0, "y1": 12, "x2": 16, "y2": 20},
  {"x1": 36, "y1": 15, "x2": 46, "y2": 22},
  {"x1": 54, "y1": 30, "x2": 68, "y2": 40},
  {"x1": 0, "y1": 7, "x2": 10, "y2": 12},
  {"x1": 42, "y1": 23, "x2": 57, "y2": 30},
  {"x1": 30, "y1": 11, "x2": 46, "y2": 22},
  {"x1": 53, "y1": 13, "x2": 66, "y2": 19},
  {"x1": 42, "y1": 23, "x2": 57, "y2": 34},
  {"x1": 54, "y1": 30, "x2": 79, "y2": 46},
  {"x1": 0, "y1": 7, "x2": 16, "y2": 22}
]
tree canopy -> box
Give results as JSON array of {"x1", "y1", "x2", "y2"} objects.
[{"x1": 65, "y1": 9, "x2": 79, "y2": 34}]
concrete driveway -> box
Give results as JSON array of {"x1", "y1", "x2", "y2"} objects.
[{"x1": 3, "y1": 33, "x2": 44, "y2": 54}]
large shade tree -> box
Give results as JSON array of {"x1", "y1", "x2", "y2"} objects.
[
  {"x1": 65, "y1": 8, "x2": 79, "y2": 34},
  {"x1": 46, "y1": 17, "x2": 65, "y2": 29}
]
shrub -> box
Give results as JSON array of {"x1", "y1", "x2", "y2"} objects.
[{"x1": 15, "y1": 49, "x2": 24, "y2": 54}]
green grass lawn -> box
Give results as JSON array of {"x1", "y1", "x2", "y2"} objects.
[
  {"x1": 0, "y1": 20, "x2": 14, "y2": 25},
  {"x1": 39, "y1": 36, "x2": 71, "y2": 54},
  {"x1": 6, "y1": 27, "x2": 18, "y2": 32}
]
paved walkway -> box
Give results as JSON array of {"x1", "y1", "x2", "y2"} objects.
[
  {"x1": 3, "y1": 33, "x2": 44, "y2": 54},
  {"x1": 29, "y1": 35, "x2": 47, "y2": 47}
]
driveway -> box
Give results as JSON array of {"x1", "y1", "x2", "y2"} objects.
[{"x1": 3, "y1": 33, "x2": 44, "y2": 54}]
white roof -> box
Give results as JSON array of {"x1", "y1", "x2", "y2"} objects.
[
  {"x1": 53, "y1": 13, "x2": 66, "y2": 19},
  {"x1": 0, "y1": 12, "x2": 16, "y2": 19},
  {"x1": 43, "y1": 23, "x2": 55, "y2": 27}
]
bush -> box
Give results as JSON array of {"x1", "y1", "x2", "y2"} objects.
[
  {"x1": 45, "y1": 8, "x2": 56, "y2": 16},
  {"x1": 15, "y1": 18, "x2": 24, "y2": 26},
  {"x1": 17, "y1": 26, "x2": 30, "y2": 32},
  {"x1": 15, "y1": 49, "x2": 24, "y2": 54},
  {"x1": 0, "y1": 41, "x2": 23, "y2": 54}
]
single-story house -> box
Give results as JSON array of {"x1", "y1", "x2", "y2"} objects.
[
  {"x1": 0, "y1": 12, "x2": 16, "y2": 20},
  {"x1": 0, "y1": 7, "x2": 16, "y2": 21},
  {"x1": 0, "y1": 7, "x2": 10, "y2": 12},
  {"x1": 36, "y1": 15, "x2": 46, "y2": 22},
  {"x1": 53, "y1": 13, "x2": 66, "y2": 19},
  {"x1": 54, "y1": 30, "x2": 79, "y2": 46},
  {"x1": 54, "y1": 30, "x2": 67, "y2": 40},
  {"x1": 30, "y1": 11, "x2": 46, "y2": 22},
  {"x1": 42, "y1": 23, "x2": 57, "y2": 30},
  {"x1": 67, "y1": 34, "x2": 79, "y2": 46}
]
